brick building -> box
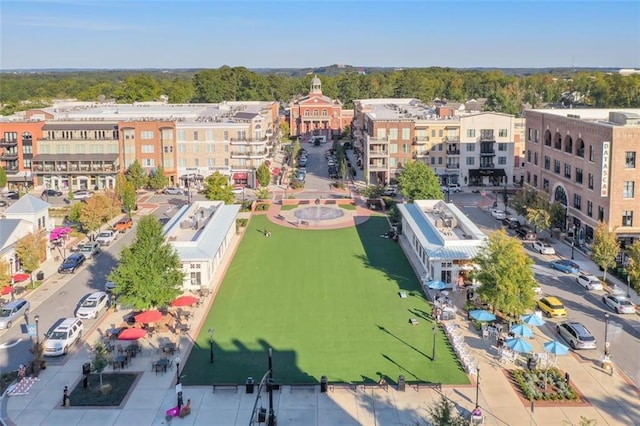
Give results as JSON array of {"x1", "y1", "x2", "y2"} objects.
[{"x1": 0, "y1": 120, "x2": 44, "y2": 190}]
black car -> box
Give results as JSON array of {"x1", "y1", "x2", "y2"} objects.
[
  {"x1": 58, "y1": 253, "x2": 86, "y2": 274},
  {"x1": 502, "y1": 217, "x2": 522, "y2": 229},
  {"x1": 42, "y1": 189, "x2": 63, "y2": 197},
  {"x1": 4, "y1": 191, "x2": 19, "y2": 200}
]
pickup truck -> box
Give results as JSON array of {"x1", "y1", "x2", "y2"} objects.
[
  {"x1": 113, "y1": 217, "x2": 133, "y2": 233},
  {"x1": 96, "y1": 230, "x2": 118, "y2": 246}
]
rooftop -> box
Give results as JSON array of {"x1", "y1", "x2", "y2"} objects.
[{"x1": 528, "y1": 108, "x2": 640, "y2": 126}]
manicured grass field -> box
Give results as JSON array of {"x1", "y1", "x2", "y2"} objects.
[{"x1": 182, "y1": 215, "x2": 468, "y2": 385}]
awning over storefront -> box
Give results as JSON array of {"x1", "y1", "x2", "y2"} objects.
[
  {"x1": 6, "y1": 172, "x2": 34, "y2": 182},
  {"x1": 469, "y1": 169, "x2": 506, "y2": 178},
  {"x1": 233, "y1": 172, "x2": 248, "y2": 180}
]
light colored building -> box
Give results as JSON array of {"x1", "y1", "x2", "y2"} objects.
[
  {"x1": 397, "y1": 199, "x2": 487, "y2": 289},
  {"x1": 1, "y1": 195, "x2": 52, "y2": 274},
  {"x1": 162, "y1": 200, "x2": 241, "y2": 291},
  {"x1": 524, "y1": 108, "x2": 640, "y2": 245}
]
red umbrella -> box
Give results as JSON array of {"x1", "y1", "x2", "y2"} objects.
[
  {"x1": 171, "y1": 295, "x2": 198, "y2": 307},
  {"x1": 12, "y1": 273, "x2": 30, "y2": 283},
  {"x1": 134, "y1": 310, "x2": 163, "y2": 324},
  {"x1": 1, "y1": 285, "x2": 14, "y2": 295},
  {"x1": 117, "y1": 328, "x2": 147, "y2": 340}
]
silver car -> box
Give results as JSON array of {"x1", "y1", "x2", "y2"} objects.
[
  {"x1": 79, "y1": 242, "x2": 100, "y2": 259},
  {"x1": 576, "y1": 274, "x2": 603, "y2": 291},
  {"x1": 557, "y1": 321, "x2": 597, "y2": 350},
  {"x1": 0, "y1": 298, "x2": 30, "y2": 329}
]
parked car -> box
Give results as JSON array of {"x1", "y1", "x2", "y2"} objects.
[
  {"x1": 62, "y1": 216, "x2": 83, "y2": 230},
  {"x1": 576, "y1": 274, "x2": 603, "y2": 291},
  {"x1": 43, "y1": 318, "x2": 83, "y2": 356},
  {"x1": 58, "y1": 253, "x2": 86, "y2": 273},
  {"x1": 298, "y1": 158, "x2": 307, "y2": 167},
  {"x1": 4, "y1": 191, "x2": 19, "y2": 200},
  {"x1": 441, "y1": 183, "x2": 462, "y2": 193},
  {"x1": 549, "y1": 259, "x2": 579, "y2": 274},
  {"x1": 0, "y1": 299, "x2": 30, "y2": 329},
  {"x1": 537, "y1": 296, "x2": 567, "y2": 317},
  {"x1": 75, "y1": 292, "x2": 109, "y2": 319},
  {"x1": 557, "y1": 321, "x2": 597, "y2": 350},
  {"x1": 532, "y1": 240, "x2": 556, "y2": 255},
  {"x1": 602, "y1": 294, "x2": 636, "y2": 314},
  {"x1": 42, "y1": 189, "x2": 63, "y2": 197},
  {"x1": 490, "y1": 209, "x2": 507, "y2": 220},
  {"x1": 502, "y1": 217, "x2": 522, "y2": 229},
  {"x1": 72, "y1": 190, "x2": 93, "y2": 200},
  {"x1": 113, "y1": 217, "x2": 133, "y2": 233},
  {"x1": 164, "y1": 187, "x2": 183, "y2": 195},
  {"x1": 328, "y1": 166, "x2": 339, "y2": 179},
  {"x1": 516, "y1": 227, "x2": 537, "y2": 241},
  {"x1": 0, "y1": 200, "x2": 7, "y2": 207},
  {"x1": 296, "y1": 171, "x2": 306, "y2": 182},
  {"x1": 96, "y1": 230, "x2": 118, "y2": 246},
  {"x1": 79, "y1": 242, "x2": 100, "y2": 259},
  {"x1": 382, "y1": 187, "x2": 398, "y2": 196},
  {"x1": 104, "y1": 280, "x2": 116, "y2": 293}
]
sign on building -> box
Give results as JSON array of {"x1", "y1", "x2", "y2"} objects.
[{"x1": 601, "y1": 141, "x2": 610, "y2": 197}]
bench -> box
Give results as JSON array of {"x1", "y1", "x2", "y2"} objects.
[
  {"x1": 212, "y1": 383, "x2": 239, "y2": 393},
  {"x1": 359, "y1": 382, "x2": 388, "y2": 392},
  {"x1": 329, "y1": 383, "x2": 358, "y2": 392},
  {"x1": 412, "y1": 382, "x2": 442, "y2": 392},
  {"x1": 289, "y1": 384, "x2": 316, "y2": 393}
]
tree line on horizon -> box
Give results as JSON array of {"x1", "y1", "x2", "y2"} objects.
[{"x1": 1, "y1": 66, "x2": 639, "y2": 116}]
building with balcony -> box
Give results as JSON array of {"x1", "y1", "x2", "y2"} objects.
[
  {"x1": 397, "y1": 199, "x2": 487, "y2": 289},
  {"x1": 0, "y1": 120, "x2": 44, "y2": 189},
  {"x1": 162, "y1": 200, "x2": 241, "y2": 291},
  {"x1": 524, "y1": 109, "x2": 640, "y2": 245},
  {"x1": 289, "y1": 76, "x2": 351, "y2": 140}
]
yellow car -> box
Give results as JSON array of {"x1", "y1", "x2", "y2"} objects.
[{"x1": 537, "y1": 296, "x2": 567, "y2": 318}]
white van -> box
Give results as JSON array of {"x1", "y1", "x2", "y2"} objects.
[{"x1": 43, "y1": 318, "x2": 83, "y2": 356}]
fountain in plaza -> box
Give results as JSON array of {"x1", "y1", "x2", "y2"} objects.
[{"x1": 293, "y1": 205, "x2": 344, "y2": 221}]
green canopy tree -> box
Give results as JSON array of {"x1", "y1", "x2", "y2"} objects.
[
  {"x1": 426, "y1": 394, "x2": 467, "y2": 426},
  {"x1": 125, "y1": 160, "x2": 148, "y2": 190},
  {"x1": 256, "y1": 163, "x2": 271, "y2": 188},
  {"x1": 0, "y1": 166, "x2": 6, "y2": 189},
  {"x1": 148, "y1": 165, "x2": 169, "y2": 190},
  {"x1": 91, "y1": 342, "x2": 110, "y2": 387},
  {"x1": 591, "y1": 223, "x2": 620, "y2": 282},
  {"x1": 114, "y1": 173, "x2": 127, "y2": 200},
  {"x1": 0, "y1": 258, "x2": 11, "y2": 285},
  {"x1": 78, "y1": 194, "x2": 117, "y2": 233},
  {"x1": 203, "y1": 172, "x2": 234, "y2": 204},
  {"x1": 108, "y1": 216, "x2": 183, "y2": 309},
  {"x1": 474, "y1": 229, "x2": 537, "y2": 320},
  {"x1": 121, "y1": 180, "x2": 137, "y2": 215},
  {"x1": 549, "y1": 202, "x2": 567, "y2": 230},
  {"x1": 626, "y1": 240, "x2": 640, "y2": 293},
  {"x1": 511, "y1": 186, "x2": 542, "y2": 216},
  {"x1": 396, "y1": 161, "x2": 443, "y2": 202},
  {"x1": 526, "y1": 208, "x2": 551, "y2": 235}
]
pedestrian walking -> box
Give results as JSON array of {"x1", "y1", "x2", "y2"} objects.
[
  {"x1": 62, "y1": 385, "x2": 69, "y2": 407},
  {"x1": 177, "y1": 391, "x2": 184, "y2": 411}
]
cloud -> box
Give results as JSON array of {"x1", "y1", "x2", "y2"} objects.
[{"x1": 15, "y1": 16, "x2": 150, "y2": 32}]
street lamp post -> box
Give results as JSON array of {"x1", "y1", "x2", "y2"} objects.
[
  {"x1": 571, "y1": 225, "x2": 576, "y2": 260},
  {"x1": 475, "y1": 366, "x2": 481, "y2": 407},
  {"x1": 432, "y1": 324, "x2": 437, "y2": 362},
  {"x1": 604, "y1": 312, "x2": 610, "y2": 356},
  {"x1": 627, "y1": 274, "x2": 632, "y2": 298},
  {"x1": 208, "y1": 328, "x2": 214, "y2": 364},
  {"x1": 267, "y1": 348, "x2": 276, "y2": 426},
  {"x1": 34, "y1": 314, "x2": 40, "y2": 345},
  {"x1": 175, "y1": 356, "x2": 181, "y2": 384}
]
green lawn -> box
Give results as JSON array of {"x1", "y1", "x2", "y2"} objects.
[{"x1": 182, "y1": 215, "x2": 468, "y2": 386}]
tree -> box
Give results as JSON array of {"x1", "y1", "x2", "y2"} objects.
[
  {"x1": 68, "y1": 202, "x2": 83, "y2": 224},
  {"x1": 148, "y1": 165, "x2": 169, "y2": 190},
  {"x1": 67, "y1": 187, "x2": 74, "y2": 201},
  {"x1": 114, "y1": 173, "x2": 127, "y2": 200},
  {"x1": 108, "y1": 216, "x2": 183, "y2": 310},
  {"x1": 255, "y1": 187, "x2": 270, "y2": 201},
  {"x1": 126, "y1": 160, "x2": 148, "y2": 190},
  {"x1": 91, "y1": 342, "x2": 110, "y2": 387},
  {"x1": 474, "y1": 230, "x2": 537, "y2": 320},
  {"x1": 279, "y1": 122, "x2": 290, "y2": 140},
  {"x1": 79, "y1": 194, "x2": 115, "y2": 233},
  {"x1": 14, "y1": 231, "x2": 47, "y2": 283},
  {"x1": 511, "y1": 186, "x2": 541, "y2": 216},
  {"x1": 291, "y1": 139, "x2": 301, "y2": 163},
  {"x1": 591, "y1": 223, "x2": 620, "y2": 282},
  {"x1": 526, "y1": 208, "x2": 551, "y2": 235},
  {"x1": 426, "y1": 394, "x2": 467, "y2": 426},
  {"x1": 549, "y1": 202, "x2": 567, "y2": 230},
  {"x1": 256, "y1": 163, "x2": 271, "y2": 188},
  {"x1": 121, "y1": 181, "x2": 137, "y2": 215},
  {"x1": 0, "y1": 258, "x2": 11, "y2": 285},
  {"x1": 0, "y1": 166, "x2": 6, "y2": 189},
  {"x1": 626, "y1": 241, "x2": 640, "y2": 293},
  {"x1": 396, "y1": 161, "x2": 443, "y2": 202},
  {"x1": 202, "y1": 172, "x2": 235, "y2": 204}
]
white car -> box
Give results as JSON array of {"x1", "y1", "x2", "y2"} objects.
[
  {"x1": 602, "y1": 294, "x2": 636, "y2": 314},
  {"x1": 490, "y1": 209, "x2": 507, "y2": 220},
  {"x1": 96, "y1": 230, "x2": 118, "y2": 246},
  {"x1": 79, "y1": 242, "x2": 100, "y2": 259},
  {"x1": 164, "y1": 187, "x2": 184, "y2": 195},
  {"x1": 532, "y1": 241, "x2": 556, "y2": 255},
  {"x1": 576, "y1": 274, "x2": 603, "y2": 291},
  {"x1": 441, "y1": 183, "x2": 462, "y2": 193},
  {"x1": 76, "y1": 292, "x2": 109, "y2": 319},
  {"x1": 73, "y1": 190, "x2": 93, "y2": 200},
  {"x1": 43, "y1": 318, "x2": 83, "y2": 356}
]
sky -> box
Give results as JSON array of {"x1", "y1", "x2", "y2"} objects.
[{"x1": 1, "y1": 0, "x2": 639, "y2": 70}]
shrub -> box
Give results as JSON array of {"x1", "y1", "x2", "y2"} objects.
[{"x1": 255, "y1": 203, "x2": 270, "y2": 211}]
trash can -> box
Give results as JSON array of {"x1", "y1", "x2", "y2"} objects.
[
  {"x1": 246, "y1": 377, "x2": 254, "y2": 394},
  {"x1": 257, "y1": 407, "x2": 267, "y2": 422},
  {"x1": 320, "y1": 375, "x2": 328, "y2": 393},
  {"x1": 36, "y1": 271, "x2": 45, "y2": 281},
  {"x1": 397, "y1": 375, "x2": 406, "y2": 392},
  {"x1": 82, "y1": 362, "x2": 91, "y2": 375}
]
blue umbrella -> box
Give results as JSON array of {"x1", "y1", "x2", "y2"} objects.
[
  {"x1": 469, "y1": 310, "x2": 496, "y2": 322},
  {"x1": 521, "y1": 313, "x2": 546, "y2": 327},
  {"x1": 427, "y1": 280, "x2": 447, "y2": 290},
  {"x1": 510, "y1": 324, "x2": 534, "y2": 338},
  {"x1": 543, "y1": 340, "x2": 569, "y2": 356},
  {"x1": 505, "y1": 337, "x2": 533, "y2": 353}
]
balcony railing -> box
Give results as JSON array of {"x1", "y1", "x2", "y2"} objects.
[
  {"x1": 444, "y1": 136, "x2": 460, "y2": 142},
  {"x1": 446, "y1": 164, "x2": 460, "y2": 169},
  {"x1": 229, "y1": 137, "x2": 268, "y2": 144},
  {"x1": 230, "y1": 151, "x2": 267, "y2": 158},
  {"x1": 32, "y1": 162, "x2": 119, "y2": 174},
  {"x1": 446, "y1": 149, "x2": 460, "y2": 155},
  {"x1": 368, "y1": 149, "x2": 388, "y2": 156},
  {"x1": 413, "y1": 136, "x2": 430, "y2": 144},
  {"x1": 480, "y1": 163, "x2": 495, "y2": 169},
  {"x1": 0, "y1": 152, "x2": 19, "y2": 160},
  {"x1": 0, "y1": 139, "x2": 18, "y2": 147},
  {"x1": 480, "y1": 150, "x2": 495, "y2": 156},
  {"x1": 4, "y1": 167, "x2": 18, "y2": 174},
  {"x1": 368, "y1": 163, "x2": 388, "y2": 171}
]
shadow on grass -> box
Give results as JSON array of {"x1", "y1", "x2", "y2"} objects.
[
  {"x1": 69, "y1": 373, "x2": 138, "y2": 407},
  {"x1": 376, "y1": 324, "x2": 433, "y2": 361}
]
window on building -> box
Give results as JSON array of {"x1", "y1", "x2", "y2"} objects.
[
  {"x1": 573, "y1": 194, "x2": 581, "y2": 210},
  {"x1": 543, "y1": 179, "x2": 549, "y2": 191},
  {"x1": 498, "y1": 143, "x2": 507, "y2": 151},
  {"x1": 534, "y1": 152, "x2": 538, "y2": 165},
  {"x1": 92, "y1": 144, "x2": 104, "y2": 153},
  {"x1": 223, "y1": 131, "x2": 229, "y2": 140},
  {"x1": 528, "y1": 128, "x2": 533, "y2": 140},
  {"x1": 587, "y1": 201, "x2": 593, "y2": 217},
  {"x1": 402, "y1": 128, "x2": 410, "y2": 140},
  {"x1": 626, "y1": 152, "x2": 636, "y2": 168},
  {"x1": 467, "y1": 129, "x2": 475, "y2": 138},
  {"x1": 554, "y1": 160, "x2": 560, "y2": 174},
  {"x1": 623, "y1": 181, "x2": 635, "y2": 198},
  {"x1": 322, "y1": 109, "x2": 327, "y2": 116},
  {"x1": 207, "y1": 158, "x2": 215, "y2": 167},
  {"x1": 622, "y1": 211, "x2": 634, "y2": 226},
  {"x1": 304, "y1": 110, "x2": 309, "y2": 116},
  {"x1": 389, "y1": 157, "x2": 398, "y2": 167},
  {"x1": 193, "y1": 131, "x2": 199, "y2": 141},
  {"x1": 389, "y1": 128, "x2": 398, "y2": 140},
  {"x1": 313, "y1": 109, "x2": 318, "y2": 116},
  {"x1": 124, "y1": 130, "x2": 135, "y2": 140},
  {"x1": 576, "y1": 139, "x2": 585, "y2": 157},
  {"x1": 588, "y1": 173, "x2": 594, "y2": 190},
  {"x1": 533, "y1": 174, "x2": 538, "y2": 187},
  {"x1": 431, "y1": 157, "x2": 435, "y2": 165},
  {"x1": 575, "y1": 168, "x2": 583, "y2": 184},
  {"x1": 526, "y1": 171, "x2": 531, "y2": 183},
  {"x1": 431, "y1": 129, "x2": 436, "y2": 137},
  {"x1": 554, "y1": 135, "x2": 562, "y2": 150},
  {"x1": 499, "y1": 129, "x2": 508, "y2": 137},
  {"x1": 466, "y1": 144, "x2": 475, "y2": 152},
  {"x1": 75, "y1": 144, "x2": 85, "y2": 153},
  {"x1": 498, "y1": 156, "x2": 507, "y2": 165},
  {"x1": 403, "y1": 144, "x2": 410, "y2": 154},
  {"x1": 589, "y1": 145, "x2": 594, "y2": 161},
  {"x1": 163, "y1": 146, "x2": 173, "y2": 153},
  {"x1": 22, "y1": 145, "x2": 33, "y2": 154},
  {"x1": 141, "y1": 145, "x2": 154, "y2": 153},
  {"x1": 544, "y1": 156, "x2": 550, "y2": 170},
  {"x1": 438, "y1": 130, "x2": 443, "y2": 137},
  {"x1": 389, "y1": 144, "x2": 398, "y2": 154},
  {"x1": 140, "y1": 131, "x2": 154, "y2": 140},
  {"x1": 143, "y1": 158, "x2": 155, "y2": 167},
  {"x1": 377, "y1": 129, "x2": 387, "y2": 139},
  {"x1": 527, "y1": 150, "x2": 531, "y2": 162},
  {"x1": 598, "y1": 206, "x2": 605, "y2": 221},
  {"x1": 535, "y1": 129, "x2": 540, "y2": 142},
  {"x1": 564, "y1": 163, "x2": 571, "y2": 178},
  {"x1": 206, "y1": 131, "x2": 214, "y2": 141},
  {"x1": 466, "y1": 157, "x2": 475, "y2": 165},
  {"x1": 438, "y1": 157, "x2": 443, "y2": 165},
  {"x1": 206, "y1": 144, "x2": 215, "y2": 153}
]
